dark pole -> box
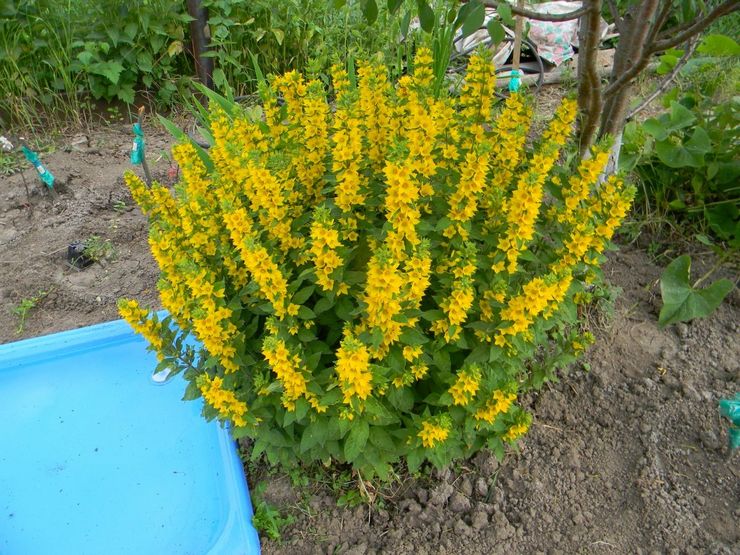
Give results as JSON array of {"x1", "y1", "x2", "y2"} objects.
[{"x1": 186, "y1": 0, "x2": 214, "y2": 91}]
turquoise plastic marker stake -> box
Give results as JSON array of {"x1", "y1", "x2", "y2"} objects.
[
  {"x1": 21, "y1": 146, "x2": 54, "y2": 189},
  {"x1": 719, "y1": 393, "x2": 740, "y2": 450},
  {"x1": 508, "y1": 69, "x2": 521, "y2": 93},
  {"x1": 131, "y1": 122, "x2": 145, "y2": 165}
]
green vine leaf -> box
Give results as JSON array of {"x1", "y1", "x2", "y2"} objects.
[{"x1": 658, "y1": 255, "x2": 734, "y2": 328}]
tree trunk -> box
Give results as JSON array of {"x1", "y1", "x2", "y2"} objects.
[{"x1": 575, "y1": 0, "x2": 603, "y2": 157}]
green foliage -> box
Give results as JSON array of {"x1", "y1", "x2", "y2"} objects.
[
  {"x1": 621, "y1": 40, "x2": 739, "y2": 245},
  {"x1": 12, "y1": 290, "x2": 48, "y2": 334},
  {"x1": 202, "y1": 0, "x2": 404, "y2": 96},
  {"x1": 251, "y1": 483, "x2": 295, "y2": 541},
  {"x1": 0, "y1": 0, "x2": 192, "y2": 129},
  {"x1": 83, "y1": 235, "x2": 116, "y2": 262},
  {"x1": 658, "y1": 255, "x2": 734, "y2": 328}
]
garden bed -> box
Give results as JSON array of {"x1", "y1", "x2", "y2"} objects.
[{"x1": 0, "y1": 121, "x2": 737, "y2": 554}]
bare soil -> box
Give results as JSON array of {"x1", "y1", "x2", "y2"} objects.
[{"x1": 1, "y1": 124, "x2": 737, "y2": 554}]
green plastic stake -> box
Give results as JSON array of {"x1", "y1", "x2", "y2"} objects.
[
  {"x1": 508, "y1": 69, "x2": 521, "y2": 93},
  {"x1": 719, "y1": 393, "x2": 740, "y2": 450},
  {"x1": 131, "y1": 123, "x2": 145, "y2": 165},
  {"x1": 21, "y1": 146, "x2": 54, "y2": 189}
]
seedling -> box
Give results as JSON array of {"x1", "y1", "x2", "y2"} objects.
[
  {"x1": 68, "y1": 236, "x2": 115, "y2": 268},
  {"x1": 250, "y1": 482, "x2": 294, "y2": 542},
  {"x1": 112, "y1": 200, "x2": 128, "y2": 213},
  {"x1": 13, "y1": 290, "x2": 48, "y2": 334},
  {"x1": 83, "y1": 236, "x2": 116, "y2": 263}
]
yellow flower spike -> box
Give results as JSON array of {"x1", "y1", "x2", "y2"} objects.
[
  {"x1": 197, "y1": 374, "x2": 248, "y2": 427},
  {"x1": 360, "y1": 248, "x2": 405, "y2": 357},
  {"x1": 309, "y1": 207, "x2": 344, "y2": 292},
  {"x1": 334, "y1": 333, "x2": 373, "y2": 403},
  {"x1": 262, "y1": 336, "x2": 308, "y2": 410},
  {"x1": 496, "y1": 98, "x2": 578, "y2": 274},
  {"x1": 411, "y1": 47, "x2": 434, "y2": 90},
  {"x1": 118, "y1": 299, "x2": 166, "y2": 361}
]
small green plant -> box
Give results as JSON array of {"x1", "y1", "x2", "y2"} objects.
[
  {"x1": 251, "y1": 483, "x2": 295, "y2": 542},
  {"x1": 658, "y1": 254, "x2": 735, "y2": 328},
  {"x1": 13, "y1": 290, "x2": 48, "y2": 334},
  {"x1": 83, "y1": 236, "x2": 115, "y2": 262},
  {"x1": 620, "y1": 35, "x2": 739, "y2": 244},
  {"x1": 112, "y1": 200, "x2": 128, "y2": 213}
]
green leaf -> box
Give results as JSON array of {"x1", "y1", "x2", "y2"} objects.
[
  {"x1": 417, "y1": 0, "x2": 435, "y2": 33},
  {"x1": 406, "y1": 448, "x2": 423, "y2": 473},
  {"x1": 654, "y1": 127, "x2": 711, "y2": 168},
  {"x1": 361, "y1": 0, "x2": 379, "y2": 24},
  {"x1": 293, "y1": 285, "x2": 315, "y2": 305},
  {"x1": 369, "y1": 427, "x2": 396, "y2": 453},
  {"x1": 272, "y1": 28, "x2": 285, "y2": 46},
  {"x1": 182, "y1": 381, "x2": 201, "y2": 401},
  {"x1": 116, "y1": 85, "x2": 135, "y2": 105},
  {"x1": 460, "y1": 1, "x2": 485, "y2": 39},
  {"x1": 90, "y1": 61, "x2": 124, "y2": 84},
  {"x1": 667, "y1": 101, "x2": 696, "y2": 131},
  {"x1": 387, "y1": 0, "x2": 404, "y2": 15},
  {"x1": 487, "y1": 19, "x2": 505, "y2": 45},
  {"x1": 497, "y1": 3, "x2": 514, "y2": 26},
  {"x1": 643, "y1": 118, "x2": 668, "y2": 140},
  {"x1": 658, "y1": 255, "x2": 734, "y2": 327},
  {"x1": 433, "y1": 349, "x2": 451, "y2": 373},
  {"x1": 344, "y1": 419, "x2": 370, "y2": 462},
  {"x1": 297, "y1": 306, "x2": 316, "y2": 320},
  {"x1": 698, "y1": 34, "x2": 740, "y2": 57},
  {"x1": 300, "y1": 421, "x2": 328, "y2": 453},
  {"x1": 124, "y1": 21, "x2": 138, "y2": 41},
  {"x1": 399, "y1": 327, "x2": 430, "y2": 346}
]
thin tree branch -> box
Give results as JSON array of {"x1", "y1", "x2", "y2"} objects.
[
  {"x1": 650, "y1": 0, "x2": 740, "y2": 53},
  {"x1": 602, "y1": 0, "x2": 661, "y2": 98},
  {"x1": 626, "y1": 39, "x2": 699, "y2": 121},
  {"x1": 606, "y1": 0, "x2": 623, "y2": 32},
  {"x1": 646, "y1": 0, "x2": 674, "y2": 44},
  {"x1": 482, "y1": 1, "x2": 589, "y2": 22}
]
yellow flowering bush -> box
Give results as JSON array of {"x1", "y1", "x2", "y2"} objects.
[{"x1": 119, "y1": 49, "x2": 634, "y2": 478}]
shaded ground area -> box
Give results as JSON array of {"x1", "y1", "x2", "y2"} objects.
[{"x1": 1, "y1": 122, "x2": 737, "y2": 554}]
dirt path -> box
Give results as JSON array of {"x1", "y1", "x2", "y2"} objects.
[{"x1": 1, "y1": 125, "x2": 737, "y2": 554}]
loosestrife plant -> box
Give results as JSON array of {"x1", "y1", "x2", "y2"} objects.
[{"x1": 119, "y1": 49, "x2": 634, "y2": 478}]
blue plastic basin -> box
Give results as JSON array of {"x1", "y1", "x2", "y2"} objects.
[{"x1": 0, "y1": 320, "x2": 260, "y2": 555}]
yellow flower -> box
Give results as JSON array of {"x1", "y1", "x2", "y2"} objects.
[
  {"x1": 197, "y1": 374, "x2": 248, "y2": 427},
  {"x1": 449, "y1": 365, "x2": 482, "y2": 406},
  {"x1": 474, "y1": 390, "x2": 517, "y2": 424},
  {"x1": 418, "y1": 416, "x2": 451, "y2": 448},
  {"x1": 503, "y1": 420, "x2": 530, "y2": 442},
  {"x1": 118, "y1": 299, "x2": 165, "y2": 360},
  {"x1": 361, "y1": 249, "x2": 404, "y2": 357},
  {"x1": 335, "y1": 333, "x2": 373, "y2": 403},
  {"x1": 310, "y1": 207, "x2": 344, "y2": 292},
  {"x1": 262, "y1": 337, "x2": 308, "y2": 410}
]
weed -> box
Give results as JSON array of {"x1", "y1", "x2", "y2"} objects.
[
  {"x1": 0, "y1": 150, "x2": 24, "y2": 176},
  {"x1": 13, "y1": 290, "x2": 49, "y2": 334},
  {"x1": 112, "y1": 200, "x2": 128, "y2": 213},
  {"x1": 83, "y1": 236, "x2": 116, "y2": 262},
  {"x1": 251, "y1": 482, "x2": 295, "y2": 542}
]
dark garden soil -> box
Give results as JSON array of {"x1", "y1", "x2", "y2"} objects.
[{"x1": 1, "y1": 122, "x2": 738, "y2": 555}]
